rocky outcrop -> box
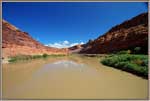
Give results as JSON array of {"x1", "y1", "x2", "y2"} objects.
[
  {"x1": 2, "y1": 20, "x2": 68, "y2": 58},
  {"x1": 80, "y1": 12, "x2": 148, "y2": 54},
  {"x1": 68, "y1": 44, "x2": 84, "y2": 53}
]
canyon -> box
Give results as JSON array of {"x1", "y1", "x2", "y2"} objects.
[
  {"x1": 80, "y1": 12, "x2": 148, "y2": 54},
  {"x1": 2, "y1": 20, "x2": 68, "y2": 58},
  {"x1": 2, "y1": 12, "x2": 148, "y2": 58}
]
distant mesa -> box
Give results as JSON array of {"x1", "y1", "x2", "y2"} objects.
[{"x1": 68, "y1": 44, "x2": 84, "y2": 53}]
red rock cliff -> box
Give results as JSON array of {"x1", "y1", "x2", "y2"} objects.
[
  {"x1": 2, "y1": 20, "x2": 68, "y2": 58},
  {"x1": 80, "y1": 13, "x2": 148, "y2": 54}
]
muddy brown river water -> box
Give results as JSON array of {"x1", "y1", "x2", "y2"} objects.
[{"x1": 2, "y1": 55, "x2": 148, "y2": 99}]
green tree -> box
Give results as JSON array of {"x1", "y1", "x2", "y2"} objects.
[{"x1": 43, "y1": 53, "x2": 48, "y2": 58}]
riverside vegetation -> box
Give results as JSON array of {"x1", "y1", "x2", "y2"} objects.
[
  {"x1": 8, "y1": 53, "x2": 66, "y2": 63},
  {"x1": 8, "y1": 47, "x2": 148, "y2": 79},
  {"x1": 101, "y1": 47, "x2": 148, "y2": 79}
]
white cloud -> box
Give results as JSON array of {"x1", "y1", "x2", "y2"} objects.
[
  {"x1": 45, "y1": 40, "x2": 84, "y2": 48},
  {"x1": 63, "y1": 40, "x2": 69, "y2": 44}
]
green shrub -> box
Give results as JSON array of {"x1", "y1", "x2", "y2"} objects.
[
  {"x1": 101, "y1": 54, "x2": 148, "y2": 78},
  {"x1": 32, "y1": 55, "x2": 42, "y2": 59},
  {"x1": 43, "y1": 53, "x2": 48, "y2": 58},
  {"x1": 133, "y1": 59, "x2": 144, "y2": 66},
  {"x1": 8, "y1": 54, "x2": 66, "y2": 63},
  {"x1": 8, "y1": 55, "x2": 43, "y2": 63},
  {"x1": 117, "y1": 50, "x2": 131, "y2": 54},
  {"x1": 8, "y1": 57, "x2": 17, "y2": 62}
]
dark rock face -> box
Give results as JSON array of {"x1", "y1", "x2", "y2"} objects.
[
  {"x1": 80, "y1": 13, "x2": 148, "y2": 54},
  {"x1": 2, "y1": 20, "x2": 68, "y2": 58}
]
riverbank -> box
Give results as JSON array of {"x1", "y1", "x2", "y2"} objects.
[
  {"x1": 81, "y1": 54, "x2": 108, "y2": 57},
  {"x1": 101, "y1": 54, "x2": 148, "y2": 79},
  {"x1": 82, "y1": 53, "x2": 148, "y2": 79},
  {"x1": 2, "y1": 54, "x2": 67, "y2": 63},
  {"x1": 2, "y1": 53, "x2": 148, "y2": 79}
]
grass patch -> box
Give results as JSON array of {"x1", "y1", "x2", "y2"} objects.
[
  {"x1": 8, "y1": 54, "x2": 66, "y2": 63},
  {"x1": 47, "y1": 54, "x2": 66, "y2": 57},
  {"x1": 101, "y1": 54, "x2": 148, "y2": 79}
]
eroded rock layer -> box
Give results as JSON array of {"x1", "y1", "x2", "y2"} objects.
[
  {"x1": 80, "y1": 13, "x2": 148, "y2": 54},
  {"x1": 2, "y1": 20, "x2": 68, "y2": 58}
]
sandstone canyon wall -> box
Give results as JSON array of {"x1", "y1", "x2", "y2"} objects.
[
  {"x1": 80, "y1": 13, "x2": 148, "y2": 54},
  {"x1": 2, "y1": 20, "x2": 68, "y2": 58}
]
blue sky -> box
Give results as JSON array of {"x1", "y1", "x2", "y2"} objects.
[{"x1": 2, "y1": 2, "x2": 148, "y2": 48}]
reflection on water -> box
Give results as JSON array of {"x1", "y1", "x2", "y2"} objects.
[
  {"x1": 51, "y1": 60, "x2": 85, "y2": 69},
  {"x1": 2, "y1": 55, "x2": 148, "y2": 99}
]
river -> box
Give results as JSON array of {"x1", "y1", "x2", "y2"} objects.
[{"x1": 2, "y1": 55, "x2": 148, "y2": 99}]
